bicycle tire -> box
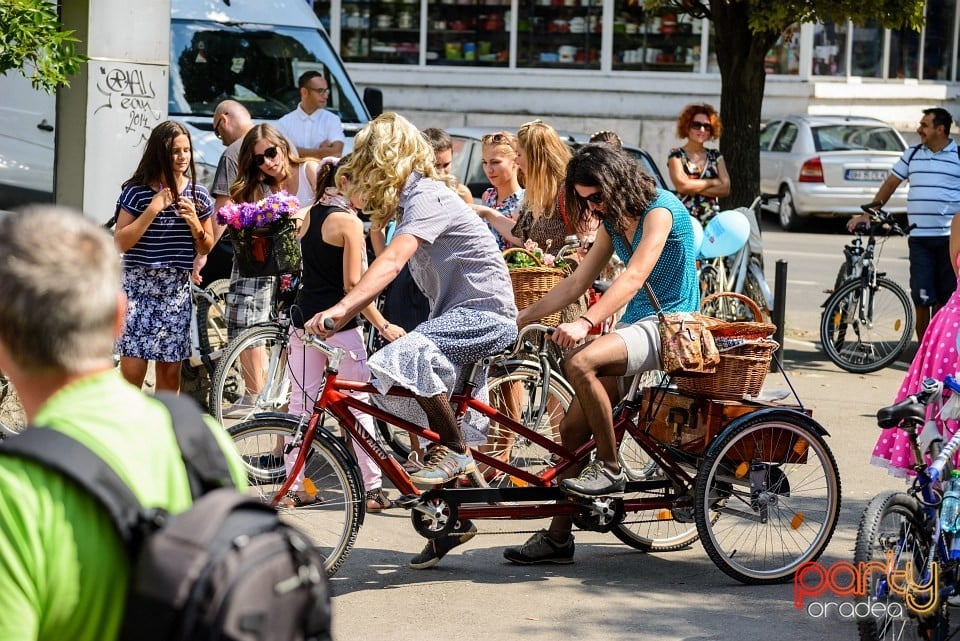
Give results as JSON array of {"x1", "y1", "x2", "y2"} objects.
[
  {"x1": 698, "y1": 261, "x2": 724, "y2": 306},
  {"x1": 195, "y1": 278, "x2": 230, "y2": 355},
  {"x1": 209, "y1": 324, "x2": 290, "y2": 425},
  {"x1": 480, "y1": 360, "x2": 573, "y2": 486},
  {"x1": 694, "y1": 410, "x2": 841, "y2": 585},
  {"x1": 228, "y1": 415, "x2": 364, "y2": 577},
  {"x1": 613, "y1": 432, "x2": 712, "y2": 552},
  {"x1": 854, "y1": 491, "x2": 949, "y2": 641},
  {"x1": 743, "y1": 269, "x2": 771, "y2": 323},
  {"x1": 0, "y1": 375, "x2": 26, "y2": 438},
  {"x1": 820, "y1": 277, "x2": 914, "y2": 374}
]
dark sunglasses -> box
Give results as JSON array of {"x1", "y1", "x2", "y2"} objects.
[
  {"x1": 254, "y1": 146, "x2": 280, "y2": 167},
  {"x1": 579, "y1": 192, "x2": 603, "y2": 204},
  {"x1": 481, "y1": 132, "x2": 513, "y2": 145},
  {"x1": 690, "y1": 121, "x2": 713, "y2": 132}
]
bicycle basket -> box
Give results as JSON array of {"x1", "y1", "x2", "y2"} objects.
[
  {"x1": 503, "y1": 248, "x2": 569, "y2": 327},
  {"x1": 699, "y1": 292, "x2": 775, "y2": 339},
  {"x1": 673, "y1": 338, "x2": 778, "y2": 400}
]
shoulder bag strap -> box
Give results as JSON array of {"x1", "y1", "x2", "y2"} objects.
[
  {"x1": 557, "y1": 190, "x2": 573, "y2": 234},
  {"x1": 642, "y1": 282, "x2": 668, "y2": 324},
  {"x1": 0, "y1": 428, "x2": 143, "y2": 548},
  {"x1": 153, "y1": 393, "x2": 234, "y2": 498}
]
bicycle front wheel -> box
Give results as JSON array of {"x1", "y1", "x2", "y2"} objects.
[
  {"x1": 694, "y1": 410, "x2": 841, "y2": 585},
  {"x1": 820, "y1": 277, "x2": 913, "y2": 374},
  {"x1": 228, "y1": 416, "x2": 364, "y2": 577},
  {"x1": 210, "y1": 324, "x2": 290, "y2": 425},
  {"x1": 854, "y1": 491, "x2": 948, "y2": 641}
]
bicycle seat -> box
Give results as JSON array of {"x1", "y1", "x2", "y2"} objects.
[
  {"x1": 876, "y1": 398, "x2": 926, "y2": 429},
  {"x1": 592, "y1": 280, "x2": 611, "y2": 294}
]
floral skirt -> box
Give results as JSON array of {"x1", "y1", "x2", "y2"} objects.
[
  {"x1": 368, "y1": 308, "x2": 517, "y2": 445},
  {"x1": 116, "y1": 265, "x2": 192, "y2": 362}
]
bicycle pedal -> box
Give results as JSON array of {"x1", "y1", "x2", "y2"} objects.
[{"x1": 392, "y1": 494, "x2": 421, "y2": 509}]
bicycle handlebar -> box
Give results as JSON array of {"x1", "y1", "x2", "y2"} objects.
[{"x1": 857, "y1": 204, "x2": 910, "y2": 237}]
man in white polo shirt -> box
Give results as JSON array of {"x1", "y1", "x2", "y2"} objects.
[
  {"x1": 848, "y1": 107, "x2": 960, "y2": 341},
  {"x1": 276, "y1": 70, "x2": 345, "y2": 160}
]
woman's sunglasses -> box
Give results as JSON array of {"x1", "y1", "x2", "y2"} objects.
[
  {"x1": 690, "y1": 121, "x2": 713, "y2": 133},
  {"x1": 579, "y1": 192, "x2": 603, "y2": 204},
  {"x1": 254, "y1": 146, "x2": 280, "y2": 166}
]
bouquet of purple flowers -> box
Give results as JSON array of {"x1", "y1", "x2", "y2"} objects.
[
  {"x1": 219, "y1": 191, "x2": 303, "y2": 276},
  {"x1": 216, "y1": 190, "x2": 300, "y2": 230}
]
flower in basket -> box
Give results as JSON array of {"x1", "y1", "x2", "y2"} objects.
[
  {"x1": 504, "y1": 239, "x2": 573, "y2": 270},
  {"x1": 218, "y1": 191, "x2": 303, "y2": 277},
  {"x1": 216, "y1": 190, "x2": 301, "y2": 230}
]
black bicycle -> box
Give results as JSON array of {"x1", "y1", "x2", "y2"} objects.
[{"x1": 819, "y1": 205, "x2": 913, "y2": 373}]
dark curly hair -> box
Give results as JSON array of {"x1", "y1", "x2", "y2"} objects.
[
  {"x1": 563, "y1": 143, "x2": 657, "y2": 237},
  {"x1": 675, "y1": 103, "x2": 722, "y2": 140}
]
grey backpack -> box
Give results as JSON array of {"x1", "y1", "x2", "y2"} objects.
[{"x1": 0, "y1": 394, "x2": 331, "y2": 641}]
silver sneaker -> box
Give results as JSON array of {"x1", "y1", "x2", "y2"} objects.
[{"x1": 560, "y1": 460, "x2": 626, "y2": 497}]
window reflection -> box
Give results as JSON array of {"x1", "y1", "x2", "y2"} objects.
[
  {"x1": 889, "y1": 26, "x2": 920, "y2": 79},
  {"x1": 813, "y1": 22, "x2": 847, "y2": 76},
  {"x1": 925, "y1": 0, "x2": 956, "y2": 80},
  {"x1": 851, "y1": 20, "x2": 882, "y2": 78}
]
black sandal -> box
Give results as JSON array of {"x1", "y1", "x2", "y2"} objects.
[{"x1": 365, "y1": 488, "x2": 394, "y2": 513}]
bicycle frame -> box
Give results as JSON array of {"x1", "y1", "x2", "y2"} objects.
[{"x1": 272, "y1": 338, "x2": 698, "y2": 520}]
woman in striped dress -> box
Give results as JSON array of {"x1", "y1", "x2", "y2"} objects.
[{"x1": 114, "y1": 121, "x2": 214, "y2": 392}]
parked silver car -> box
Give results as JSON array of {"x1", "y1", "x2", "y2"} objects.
[
  {"x1": 447, "y1": 126, "x2": 668, "y2": 199},
  {"x1": 759, "y1": 115, "x2": 909, "y2": 231}
]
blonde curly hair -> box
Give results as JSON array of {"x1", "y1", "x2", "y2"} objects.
[
  {"x1": 517, "y1": 120, "x2": 571, "y2": 219},
  {"x1": 336, "y1": 113, "x2": 452, "y2": 229}
]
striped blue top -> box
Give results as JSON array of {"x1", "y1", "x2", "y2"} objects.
[
  {"x1": 603, "y1": 188, "x2": 700, "y2": 323},
  {"x1": 117, "y1": 183, "x2": 213, "y2": 271},
  {"x1": 891, "y1": 140, "x2": 960, "y2": 237}
]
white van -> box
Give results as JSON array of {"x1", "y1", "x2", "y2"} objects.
[{"x1": 0, "y1": 0, "x2": 380, "y2": 208}]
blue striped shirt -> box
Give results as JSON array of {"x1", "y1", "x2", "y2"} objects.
[
  {"x1": 603, "y1": 188, "x2": 700, "y2": 323},
  {"x1": 891, "y1": 140, "x2": 960, "y2": 237},
  {"x1": 117, "y1": 183, "x2": 213, "y2": 271}
]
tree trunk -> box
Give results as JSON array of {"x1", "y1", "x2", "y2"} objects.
[{"x1": 710, "y1": 0, "x2": 782, "y2": 209}]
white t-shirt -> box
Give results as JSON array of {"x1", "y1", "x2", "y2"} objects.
[{"x1": 275, "y1": 105, "x2": 345, "y2": 152}]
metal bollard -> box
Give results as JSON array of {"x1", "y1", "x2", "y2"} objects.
[{"x1": 771, "y1": 260, "x2": 788, "y2": 372}]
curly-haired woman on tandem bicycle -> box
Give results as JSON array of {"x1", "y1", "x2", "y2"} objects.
[{"x1": 503, "y1": 142, "x2": 700, "y2": 564}]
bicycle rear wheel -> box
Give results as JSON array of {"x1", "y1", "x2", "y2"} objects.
[
  {"x1": 228, "y1": 415, "x2": 364, "y2": 577},
  {"x1": 820, "y1": 277, "x2": 913, "y2": 373},
  {"x1": 196, "y1": 278, "x2": 230, "y2": 354},
  {"x1": 481, "y1": 360, "x2": 573, "y2": 486},
  {"x1": 854, "y1": 491, "x2": 948, "y2": 641},
  {"x1": 210, "y1": 324, "x2": 290, "y2": 426},
  {"x1": 694, "y1": 410, "x2": 841, "y2": 585}
]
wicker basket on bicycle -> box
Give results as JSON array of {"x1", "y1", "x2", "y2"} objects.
[
  {"x1": 503, "y1": 247, "x2": 570, "y2": 327},
  {"x1": 674, "y1": 292, "x2": 778, "y2": 400}
]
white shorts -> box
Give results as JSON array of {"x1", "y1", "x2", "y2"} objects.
[{"x1": 612, "y1": 315, "x2": 662, "y2": 376}]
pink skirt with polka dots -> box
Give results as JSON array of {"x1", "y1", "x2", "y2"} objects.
[{"x1": 871, "y1": 287, "x2": 960, "y2": 477}]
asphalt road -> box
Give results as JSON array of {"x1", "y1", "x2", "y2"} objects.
[{"x1": 329, "y1": 217, "x2": 920, "y2": 641}]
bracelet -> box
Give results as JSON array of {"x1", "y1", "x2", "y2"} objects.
[
  {"x1": 579, "y1": 315, "x2": 595, "y2": 328},
  {"x1": 381, "y1": 322, "x2": 391, "y2": 332}
]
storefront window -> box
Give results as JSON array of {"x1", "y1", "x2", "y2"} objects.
[
  {"x1": 764, "y1": 24, "x2": 800, "y2": 75},
  {"x1": 611, "y1": 0, "x2": 703, "y2": 71},
  {"x1": 427, "y1": 0, "x2": 511, "y2": 66},
  {"x1": 812, "y1": 21, "x2": 847, "y2": 76},
  {"x1": 517, "y1": 0, "x2": 602, "y2": 69},
  {"x1": 924, "y1": 0, "x2": 956, "y2": 80},
  {"x1": 315, "y1": 0, "x2": 421, "y2": 64},
  {"x1": 889, "y1": 26, "x2": 921, "y2": 78},
  {"x1": 851, "y1": 20, "x2": 882, "y2": 77}
]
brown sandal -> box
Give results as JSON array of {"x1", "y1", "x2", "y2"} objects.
[
  {"x1": 279, "y1": 490, "x2": 319, "y2": 508},
  {"x1": 365, "y1": 488, "x2": 394, "y2": 513}
]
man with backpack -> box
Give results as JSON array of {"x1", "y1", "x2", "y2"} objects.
[
  {"x1": 0, "y1": 207, "x2": 331, "y2": 641},
  {"x1": 847, "y1": 107, "x2": 960, "y2": 341}
]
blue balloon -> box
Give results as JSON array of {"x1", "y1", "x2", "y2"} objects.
[
  {"x1": 689, "y1": 216, "x2": 704, "y2": 256},
  {"x1": 699, "y1": 209, "x2": 751, "y2": 258}
]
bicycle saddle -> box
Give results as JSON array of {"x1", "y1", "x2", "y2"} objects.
[
  {"x1": 592, "y1": 280, "x2": 611, "y2": 294},
  {"x1": 876, "y1": 398, "x2": 925, "y2": 429}
]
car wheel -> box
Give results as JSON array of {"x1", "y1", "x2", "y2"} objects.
[{"x1": 778, "y1": 187, "x2": 805, "y2": 232}]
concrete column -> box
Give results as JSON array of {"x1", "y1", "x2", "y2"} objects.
[{"x1": 57, "y1": 0, "x2": 170, "y2": 221}]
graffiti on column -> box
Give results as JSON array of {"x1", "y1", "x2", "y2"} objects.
[{"x1": 94, "y1": 65, "x2": 163, "y2": 146}]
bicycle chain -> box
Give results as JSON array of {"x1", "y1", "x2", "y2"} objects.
[{"x1": 462, "y1": 517, "x2": 671, "y2": 537}]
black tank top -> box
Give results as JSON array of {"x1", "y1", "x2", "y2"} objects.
[{"x1": 293, "y1": 203, "x2": 360, "y2": 331}]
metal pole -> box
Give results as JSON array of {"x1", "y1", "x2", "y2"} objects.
[{"x1": 772, "y1": 259, "x2": 788, "y2": 372}]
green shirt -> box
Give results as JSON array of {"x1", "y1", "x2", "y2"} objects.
[{"x1": 0, "y1": 370, "x2": 248, "y2": 641}]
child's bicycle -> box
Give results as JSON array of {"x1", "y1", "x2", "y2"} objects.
[
  {"x1": 855, "y1": 376, "x2": 960, "y2": 641},
  {"x1": 229, "y1": 323, "x2": 841, "y2": 581}
]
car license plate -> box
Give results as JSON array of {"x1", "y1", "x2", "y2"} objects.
[{"x1": 845, "y1": 169, "x2": 887, "y2": 182}]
